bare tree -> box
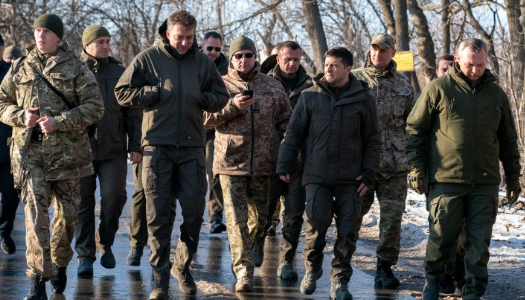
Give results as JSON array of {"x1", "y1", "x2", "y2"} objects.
[
  {"x1": 408, "y1": 0, "x2": 437, "y2": 84},
  {"x1": 441, "y1": 0, "x2": 451, "y2": 55},
  {"x1": 301, "y1": 0, "x2": 328, "y2": 74}
]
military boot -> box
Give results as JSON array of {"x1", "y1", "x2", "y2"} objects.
[
  {"x1": 127, "y1": 247, "x2": 144, "y2": 266},
  {"x1": 99, "y1": 246, "x2": 116, "y2": 269},
  {"x1": 77, "y1": 258, "x2": 94, "y2": 276},
  {"x1": 300, "y1": 269, "x2": 323, "y2": 295},
  {"x1": 422, "y1": 279, "x2": 440, "y2": 300},
  {"x1": 150, "y1": 268, "x2": 169, "y2": 300},
  {"x1": 24, "y1": 276, "x2": 47, "y2": 300},
  {"x1": 440, "y1": 274, "x2": 455, "y2": 294},
  {"x1": 235, "y1": 275, "x2": 253, "y2": 292},
  {"x1": 251, "y1": 239, "x2": 264, "y2": 267},
  {"x1": 51, "y1": 264, "x2": 67, "y2": 293},
  {"x1": 277, "y1": 261, "x2": 298, "y2": 281},
  {"x1": 374, "y1": 258, "x2": 400, "y2": 289},
  {"x1": 330, "y1": 282, "x2": 353, "y2": 300},
  {"x1": 171, "y1": 266, "x2": 197, "y2": 295}
]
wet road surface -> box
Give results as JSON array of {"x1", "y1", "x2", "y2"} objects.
[{"x1": 0, "y1": 166, "x2": 415, "y2": 300}]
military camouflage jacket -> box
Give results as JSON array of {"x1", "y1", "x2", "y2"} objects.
[
  {"x1": 204, "y1": 63, "x2": 292, "y2": 176},
  {"x1": 0, "y1": 43, "x2": 104, "y2": 181},
  {"x1": 352, "y1": 60, "x2": 415, "y2": 178}
]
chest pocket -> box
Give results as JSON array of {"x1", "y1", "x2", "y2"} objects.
[{"x1": 390, "y1": 86, "x2": 412, "y2": 127}]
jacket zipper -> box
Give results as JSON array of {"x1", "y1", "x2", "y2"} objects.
[
  {"x1": 471, "y1": 86, "x2": 476, "y2": 186},
  {"x1": 176, "y1": 60, "x2": 182, "y2": 148}
]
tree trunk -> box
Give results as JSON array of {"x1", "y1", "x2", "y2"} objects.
[
  {"x1": 301, "y1": 0, "x2": 328, "y2": 74},
  {"x1": 408, "y1": 0, "x2": 436, "y2": 85},
  {"x1": 394, "y1": 0, "x2": 420, "y2": 92},
  {"x1": 441, "y1": 0, "x2": 451, "y2": 55},
  {"x1": 378, "y1": 0, "x2": 396, "y2": 35}
]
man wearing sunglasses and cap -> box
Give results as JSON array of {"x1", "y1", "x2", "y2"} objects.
[
  {"x1": 204, "y1": 35, "x2": 292, "y2": 292},
  {"x1": 201, "y1": 31, "x2": 228, "y2": 235},
  {"x1": 0, "y1": 13, "x2": 103, "y2": 299}
]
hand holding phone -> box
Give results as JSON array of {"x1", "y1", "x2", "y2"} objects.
[{"x1": 242, "y1": 90, "x2": 253, "y2": 99}]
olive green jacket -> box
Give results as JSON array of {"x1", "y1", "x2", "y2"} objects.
[
  {"x1": 406, "y1": 64, "x2": 521, "y2": 184},
  {"x1": 0, "y1": 43, "x2": 104, "y2": 181}
]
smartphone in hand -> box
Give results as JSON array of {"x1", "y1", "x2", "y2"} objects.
[{"x1": 242, "y1": 90, "x2": 253, "y2": 99}]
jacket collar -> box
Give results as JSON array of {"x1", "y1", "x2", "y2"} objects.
[
  {"x1": 227, "y1": 61, "x2": 261, "y2": 83},
  {"x1": 449, "y1": 62, "x2": 495, "y2": 89},
  {"x1": 267, "y1": 64, "x2": 310, "y2": 87},
  {"x1": 316, "y1": 73, "x2": 368, "y2": 101}
]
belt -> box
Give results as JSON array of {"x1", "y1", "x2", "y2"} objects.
[{"x1": 30, "y1": 131, "x2": 44, "y2": 142}]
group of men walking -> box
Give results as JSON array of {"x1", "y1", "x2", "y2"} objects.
[{"x1": 0, "y1": 9, "x2": 520, "y2": 300}]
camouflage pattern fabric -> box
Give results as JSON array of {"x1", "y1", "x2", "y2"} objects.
[
  {"x1": 352, "y1": 60, "x2": 415, "y2": 178},
  {"x1": 0, "y1": 43, "x2": 104, "y2": 183},
  {"x1": 23, "y1": 143, "x2": 80, "y2": 279},
  {"x1": 357, "y1": 174, "x2": 407, "y2": 264},
  {"x1": 204, "y1": 63, "x2": 292, "y2": 176},
  {"x1": 220, "y1": 175, "x2": 269, "y2": 278}
]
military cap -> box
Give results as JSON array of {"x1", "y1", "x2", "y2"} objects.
[
  {"x1": 229, "y1": 35, "x2": 257, "y2": 59},
  {"x1": 82, "y1": 25, "x2": 110, "y2": 47},
  {"x1": 3, "y1": 45, "x2": 23, "y2": 60},
  {"x1": 371, "y1": 33, "x2": 396, "y2": 50}
]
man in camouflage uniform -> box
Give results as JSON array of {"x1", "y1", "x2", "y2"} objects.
[
  {"x1": 74, "y1": 25, "x2": 142, "y2": 275},
  {"x1": 407, "y1": 38, "x2": 521, "y2": 300},
  {"x1": 201, "y1": 31, "x2": 228, "y2": 234},
  {"x1": 0, "y1": 14, "x2": 103, "y2": 299},
  {"x1": 204, "y1": 35, "x2": 292, "y2": 293},
  {"x1": 264, "y1": 40, "x2": 313, "y2": 281},
  {"x1": 352, "y1": 33, "x2": 415, "y2": 289}
]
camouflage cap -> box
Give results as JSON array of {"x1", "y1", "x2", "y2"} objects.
[{"x1": 371, "y1": 33, "x2": 395, "y2": 50}]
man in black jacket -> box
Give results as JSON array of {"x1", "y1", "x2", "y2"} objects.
[
  {"x1": 75, "y1": 25, "x2": 142, "y2": 276},
  {"x1": 277, "y1": 47, "x2": 380, "y2": 300},
  {"x1": 0, "y1": 33, "x2": 20, "y2": 256}
]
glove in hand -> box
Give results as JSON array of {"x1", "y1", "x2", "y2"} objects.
[
  {"x1": 506, "y1": 179, "x2": 521, "y2": 205},
  {"x1": 408, "y1": 168, "x2": 427, "y2": 194}
]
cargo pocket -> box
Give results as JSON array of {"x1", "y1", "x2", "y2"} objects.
[
  {"x1": 142, "y1": 147, "x2": 158, "y2": 194},
  {"x1": 8, "y1": 137, "x2": 23, "y2": 189}
]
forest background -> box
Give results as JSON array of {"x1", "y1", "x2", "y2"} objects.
[{"x1": 1, "y1": 0, "x2": 525, "y2": 166}]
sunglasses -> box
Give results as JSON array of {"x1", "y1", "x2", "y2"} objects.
[
  {"x1": 233, "y1": 52, "x2": 254, "y2": 59},
  {"x1": 206, "y1": 46, "x2": 221, "y2": 52}
]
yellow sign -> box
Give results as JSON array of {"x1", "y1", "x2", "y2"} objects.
[{"x1": 393, "y1": 51, "x2": 414, "y2": 72}]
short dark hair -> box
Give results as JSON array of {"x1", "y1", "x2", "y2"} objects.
[
  {"x1": 455, "y1": 38, "x2": 487, "y2": 55},
  {"x1": 325, "y1": 47, "x2": 353, "y2": 67},
  {"x1": 204, "y1": 31, "x2": 222, "y2": 42},
  {"x1": 277, "y1": 41, "x2": 301, "y2": 55},
  {"x1": 167, "y1": 10, "x2": 197, "y2": 31},
  {"x1": 438, "y1": 54, "x2": 454, "y2": 63}
]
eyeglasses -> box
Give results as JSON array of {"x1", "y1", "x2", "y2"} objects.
[
  {"x1": 233, "y1": 52, "x2": 254, "y2": 60},
  {"x1": 206, "y1": 46, "x2": 221, "y2": 52}
]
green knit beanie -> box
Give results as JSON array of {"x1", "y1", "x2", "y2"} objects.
[
  {"x1": 229, "y1": 35, "x2": 257, "y2": 59},
  {"x1": 82, "y1": 25, "x2": 110, "y2": 47},
  {"x1": 34, "y1": 14, "x2": 64, "y2": 40}
]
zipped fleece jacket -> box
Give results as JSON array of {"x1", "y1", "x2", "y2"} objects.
[
  {"x1": 277, "y1": 75, "x2": 381, "y2": 186},
  {"x1": 406, "y1": 64, "x2": 521, "y2": 183},
  {"x1": 115, "y1": 22, "x2": 229, "y2": 148},
  {"x1": 81, "y1": 51, "x2": 142, "y2": 159},
  {"x1": 203, "y1": 63, "x2": 292, "y2": 176}
]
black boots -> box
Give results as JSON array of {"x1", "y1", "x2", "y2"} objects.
[
  {"x1": 150, "y1": 268, "x2": 170, "y2": 300},
  {"x1": 24, "y1": 276, "x2": 47, "y2": 300},
  {"x1": 127, "y1": 247, "x2": 144, "y2": 266},
  {"x1": 422, "y1": 279, "x2": 440, "y2": 300},
  {"x1": 374, "y1": 258, "x2": 400, "y2": 289},
  {"x1": 51, "y1": 264, "x2": 67, "y2": 293}
]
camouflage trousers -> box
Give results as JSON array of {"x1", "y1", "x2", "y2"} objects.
[
  {"x1": 425, "y1": 183, "x2": 498, "y2": 299},
  {"x1": 357, "y1": 174, "x2": 407, "y2": 264},
  {"x1": 22, "y1": 144, "x2": 80, "y2": 279},
  {"x1": 206, "y1": 137, "x2": 224, "y2": 223},
  {"x1": 219, "y1": 175, "x2": 269, "y2": 279}
]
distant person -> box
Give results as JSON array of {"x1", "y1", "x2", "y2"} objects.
[
  {"x1": 201, "y1": 31, "x2": 228, "y2": 234},
  {"x1": 0, "y1": 14, "x2": 103, "y2": 299},
  {"x1": 0, "y1": 34, "x2": 21, "y2": 257},
  {"x1": 3, "y1": 45, "x2": 23, "y2": 63},
  {"x1": 204, "y1": 35, "x2": 292, "y2": 292},
  {"x1": 115, "y1": 11, "x2": 228, "y2": 299},
  {"x1": 406, "y1": 38, "x2": 521, "y2": 300},
  {"x1": 352, "y1": 33, "x2": 415, "y2": 290},
  {"x1": 277, "y1": 47, "x2": 380, "y2": 300},
  {"x1": 435, "y1": 54, "x2": 454, "y2": 78},
  {"x1": 74, "y1": 25, "x2": 142, "y2": 276}
]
